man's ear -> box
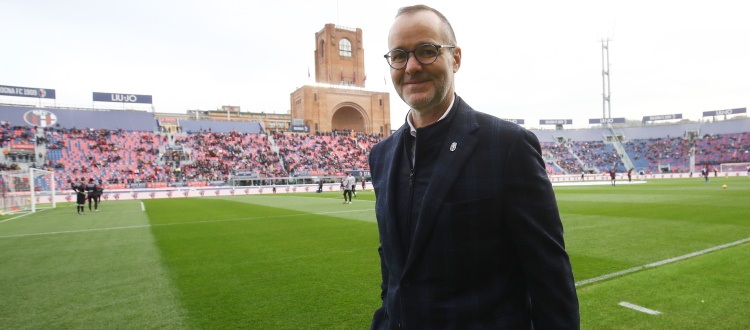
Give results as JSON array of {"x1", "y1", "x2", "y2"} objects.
[{"x1": 452, "y1": 47, "x2": 462, "y2": 73}]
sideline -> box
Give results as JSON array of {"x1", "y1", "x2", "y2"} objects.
[
  {"x1": 0, "y1": 208, "x2": 375, "y2": 239},
  {"x1": 552, "y1": 180, "x2": 647, "y2": 187},
  {"x1": 575, "y1": 237, "x2": 750, "y2": 287}
]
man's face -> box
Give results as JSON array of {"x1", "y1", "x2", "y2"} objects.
[{"x1": 388, "y1": 11, "x2": 461, "y2": 113}]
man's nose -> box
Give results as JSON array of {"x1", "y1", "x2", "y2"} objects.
[{"x1": 404, "y1": 53, "x2": 423, "y2": 74}]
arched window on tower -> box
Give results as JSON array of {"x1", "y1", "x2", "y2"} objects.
[
  {"x1": 339, "y1": 38, "x2": 352, "y2": 57},
  {"x1": 320, "y1": 40, "x2": 325, "y2": 58}
]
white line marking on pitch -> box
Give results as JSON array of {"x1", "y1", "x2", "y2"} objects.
[
  {"x1": 576, "y1": 237, "x2": 750, "y2": 287},
  {"x1": 552, "y1": 180, "x2": 647, "y2": 187},
  {"x1": 0, "y1": 208, "x2": 375, "y2": 239},
  {"x1": 0, "y1": 224, "x2": 155, "y2": 238},
  {"x1": 141, "y1": 202, "x2": 145, "y2": 211},
  {"x1": 0, "y1": 212, "x2": 33, "y2": 223},
  {"x1": 619, "y1": 301, "x2": 662, "y2": 315},
  {"x1": 0, "y1": 208, "x2": 52, "y2": 223}
]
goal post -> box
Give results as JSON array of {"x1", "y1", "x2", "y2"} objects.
[
  {"x1": 0, "y1": 168, "x2": 56, "y2": 215},
  {"x1": 719, "y1": 162, "x2": 750, "y2": 173},
  {"x1": 30, "y1": 168, "x2": 56, "y2": 213}
]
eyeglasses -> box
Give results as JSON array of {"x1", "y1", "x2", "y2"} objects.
[{"x1": 384, "y1": 44, "x2": 455, "y2": 70}]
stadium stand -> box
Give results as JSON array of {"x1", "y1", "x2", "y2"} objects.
[
  {"x1": 695, "y1": 132, "x2": 750, "y2": 165},
  {"x1": 0, "y1": 104, "x2": 748, "y2": 189},
  {"x1": 275, "y1": 131, "x2": 373, "y2": 176}
]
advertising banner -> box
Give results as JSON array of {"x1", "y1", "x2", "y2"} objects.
[
  {"x1": 10, "y1": 143, "x2": 35, "y2": 150},
  {"x1": 93, "y1": 92, "x2": 153, "y2": 104},
  {"x1": 702, "y1": 107, "x2": 746, "y2": 117},
  {"x1": 588, "y1": 117, "x2": 626, "y2": 124},
  {"x1": 642, "y1": 114, "x2": 683, "y2": 121},
  {"x1": 502, "y1": 118, "x2": 525, "y2": 125},
  {"x1": 347, "y1": 170, "x2": 371, "y2": 177},
  {"x1": 291, "y1": 125, "x2": 310, "y2": 133},
  {"x1": 0, "y1": 85, "x2": 56, "y2": 99},
  {"x1": 235, "y1": 171, "x2": 259, "y2": 178},
  {"x1": 539, "y1": 119, "x2": 572, "y2": 125}
]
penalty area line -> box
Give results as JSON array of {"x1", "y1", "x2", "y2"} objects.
[{"x1": 576, "y1": 236, "x2": 750, "y2": 287}]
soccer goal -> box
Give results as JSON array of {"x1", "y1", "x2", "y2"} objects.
[
  {"x1": 0, "y1": 168, "x2": 56, "y2": 215},
  {"x1": 719, "y1": 162, "x2": 750, "y2": 173}
]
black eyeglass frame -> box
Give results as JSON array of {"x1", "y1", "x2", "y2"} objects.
[{"x1": 383, "y1": 44, "x2": 456, "y2": 70}]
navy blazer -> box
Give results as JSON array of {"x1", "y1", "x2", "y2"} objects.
[{"x1": 369, "y1": 95, "x2": 579, "y2": 329}]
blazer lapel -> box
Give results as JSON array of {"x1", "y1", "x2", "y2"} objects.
[
  {"x1": 403, "y1": 98, "x2": 480, "y2": 273},
  {"x1": 381, "y1": 125, "x2": 408, "y2": 268}
]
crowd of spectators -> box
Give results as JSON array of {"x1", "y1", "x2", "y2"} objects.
[
  {"x1": 42, "y1": 128, "x2": 170, "y2": 184},
  {"x1": 695, "y1": 132, "x2": 750, "y2": 166},
  {"x1": 16, "y1": 127, "x2": 381, "y2": 188},
  {"x1": 0, "y1": 162, "x2": 21, "y2": 171},
  {"x1": 2, "y1": 122, "x2": 749, "y2": 188},
  {"x1": 0, "y1": 124, "x2": 40, "y2": 165},
  {"x1": 275, "y1": 132, "x2": 370, "y2": 176},
  {"x1": 625, "y1": 137, "x2": 693, "y2": 173},
  {"x1": 543, "y1": 143, "x2": 584, "y2": 174},
  {"x1": 173, "y1": 130, "x2": 285, "y2": 181},
  {"x1": 568, "y1": 141, "x2": 623, "y2": 172},
  {"x1": 0, "y1": 123, "x2": 35, "y2": 147}
]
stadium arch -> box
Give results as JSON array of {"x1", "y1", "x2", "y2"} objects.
[{"x1": 331, "y1": 102, "x2": 369, "y2": 132}]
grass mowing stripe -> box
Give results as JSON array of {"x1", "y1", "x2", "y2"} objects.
[
  {"x1": 143, "y1": 198, "x2": 381, "y2": 329},
  {"x1": 216, "y1": 192, "x2": 378, "y2": 224},
  {"x1": 0, "y1": 201, "x2": 190, "y2": 329}
]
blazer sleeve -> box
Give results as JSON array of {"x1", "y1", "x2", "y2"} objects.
[{"x1": 501, "y1": 128, "x2": 580, "y2": 329}]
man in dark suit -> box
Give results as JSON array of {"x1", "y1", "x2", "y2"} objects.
[{"x1": 369, "y1": 5, "x2": 579, "y2": 329}]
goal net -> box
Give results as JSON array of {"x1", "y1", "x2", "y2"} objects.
[
  {"x1": 0, "y1": 168, "x2": 56, "y2": 215},
  {"x1": 719, "y1": 162, "x2": 750, "y2": 173}
]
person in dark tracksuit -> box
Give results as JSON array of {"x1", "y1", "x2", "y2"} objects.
[{"x1": 71, "y1": 178, "x2": 87, "y2": 215}]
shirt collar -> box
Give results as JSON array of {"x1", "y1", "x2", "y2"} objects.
[{"x1": 407, "y1": 95, "x2": 455, "y2": 137}]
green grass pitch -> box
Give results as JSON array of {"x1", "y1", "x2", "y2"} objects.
[{"x1": 1, "y1": 177, "x2": 748, "y2": 328}]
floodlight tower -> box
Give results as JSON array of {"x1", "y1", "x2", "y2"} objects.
[{"x1": 601, "y1": 38, "x2": 612, "y2": 120}]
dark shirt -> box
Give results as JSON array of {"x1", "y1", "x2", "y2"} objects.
[{"x1": 396, "y1": 107, "x2": 457, "y2": 251}]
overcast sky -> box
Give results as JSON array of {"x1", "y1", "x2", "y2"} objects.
[{"x1": 2, "y1": 0, "x2": 748, "y2": 129}]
